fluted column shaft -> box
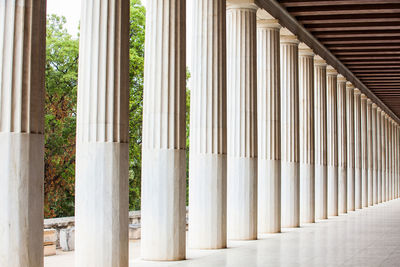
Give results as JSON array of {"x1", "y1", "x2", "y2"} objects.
[
  {"x1": 367, "y1": 100, "x2": 373, "y2": 206},
  {"x1": 257, "y1": 19, "x2": 281, "y2": 233},
  {"x1": 360, "y1": 94, "x2": 368, "y2": 207},
  {"x1": 385, "y1": 115, "x2": 389, "y2": 201},
  {"x1": 0, "y1": 1, "x2": 46, "y2": 266},
  {"x1": 394, "y1": 124, "x2": 396, "y2": 198},
  {"x1": 327, "y1": 67, "x2": 338, "y2": 216},
  {"x1": 299, "y1": 46, "x2": 315, "y2": 223},
  {"x1": 141, "y1": 0, "x2": 186, "y2": 260},
  {"x1": 396, "y1": 125, "x2": 398, "y2": 198},
  {"x1": 314, "y1": 57, "x2": 328, "y2": 219},
  {"x1": 396, "y1": 125, "x2": 399, "y2": 198},
  {"x1": 354, "y1": 89, "x2": 362, "y2": 208},
  {"x1": 337, "y1": 75, "x2": 347, "y2": 214},
  {"x1": 377, "y1": 109, "x2": 383, "y2": 203},
  {"x1": 346, "y1": 82, "x2": 355, "y2": 211},
  {"x1": 389, "y1": 119, "x2": 393, "y2": 200},
  {"x1": 392, "y1": 120, "x2": 395, "y2": 199},
  {"x1": 381, "y1": 112, "x2": 387, "y2": 202},
  {"x1": 280, "y1": 33, "x2": 300, "y2": 228},
  {"x1": 189, "y1": 0, "x2": 227, "y2": 249},
  {"x1": 372, "y1": 104, "x2": 378, "y2": 205},
  {"x1": 393, "y1": 121, "x2": 396, "y2": 199},
  {"x1": 76, "y1": 1, "x2": 130, "y2": 266},
  {"x1": 227, "y1": 4, "x2": 258, "y2": 240}
]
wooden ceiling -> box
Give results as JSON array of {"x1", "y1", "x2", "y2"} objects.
[{"x1": 278, "y1": 0, "x2": 400, "y2": 117}]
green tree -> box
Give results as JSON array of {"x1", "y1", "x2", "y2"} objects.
[
  {"x1": 128, "y1": 0, "x2": 146, "y2": 210},
  {"x1": 44, "y1": 1, "x2": 195, "y2": 216},
  {"x1": 44, "y1": 15, "x2": 79, "y2": 218}
]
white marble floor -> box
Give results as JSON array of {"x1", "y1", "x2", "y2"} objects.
[{"x1": 45, "y1": 199, "x2": 400, "y2": 267}]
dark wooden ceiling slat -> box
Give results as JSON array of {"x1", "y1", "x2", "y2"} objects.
[
  {"x1": 280, "y1": 0, "x2": 400, "y2": 7},
  {"x1": 276, "y1": 0, "x2": 400, "y2": 118}
]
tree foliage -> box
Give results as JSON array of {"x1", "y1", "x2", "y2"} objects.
[
  {"x1": 44, "y1": 15, "x2": 79, "y2": 217},
  {"x1": 44, "y1": 1, "x2": 146, "y2": 217},
  {"x1": 128, "y1": 0, "x2": 146, "y2": 211}
]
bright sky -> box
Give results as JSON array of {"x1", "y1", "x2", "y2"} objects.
[{"x1": 47, "y1": 0, "x2": 193, "y2": 68}]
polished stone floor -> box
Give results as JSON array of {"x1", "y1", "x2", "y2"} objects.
[{"x1": 45, "y1": 198, "x2": 400, "y2": 267}]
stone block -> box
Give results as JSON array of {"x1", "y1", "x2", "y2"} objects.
[
  {"x1": 44, "y1": 244, "x2": 56, "y2": 256},
  {"x1": 44, "y1": 229, "x2": 57, "y2": 244},
  {"x1": 129, "y1": 224, "x2": 141, "y2": 240},
  {"x1": 60, "y1": 227, "x2": 75, "y2": 251}
]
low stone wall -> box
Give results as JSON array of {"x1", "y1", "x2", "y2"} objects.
[{"x1": 44, "y1": 209, "x2": 188, "y2": 251}]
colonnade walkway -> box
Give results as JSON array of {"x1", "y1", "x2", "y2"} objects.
[{"x1": 46, "y1": 199, "x2": 400, "y2": 267}]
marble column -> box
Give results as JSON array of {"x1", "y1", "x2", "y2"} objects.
[
  {"x1": 377, "y1": 108, "x2": 382, "y2": 203},
  {"x1": 327, "y1": 66, "x2": 338, "y2": 217},
  {"x1": 354, "y1": 89, "x2": 362, "y2": 209},
  {"x1": 227, "y1": 2, "x2": 258, "y2": 240},
  {"x1": 0, "y1": 1, "x2": 46, "y2": 266},
  {"x1": 280, "y1": 29, "x2": 300, "y2": 228},
  {"x1": 396, "y1": 124, "x2": 399, "y2": 198},
  {"x1": 360, "y1": 94, "x2": 368, "y2": 208},
  {"x1": 372, "y1": 104, "x2": 378, "y2": 205},
  {"x1": 381, "y1": 112, "x2": 387, "y2": 202},
  {"x1": 376, "y1": 107, "x2": 383, "y2": 203},
  {"x1": 314, "y1": 56, "x2": 328, "y2": 220},
  {"x1": 75, "y1": 0, "x2": 130, "y2": 266},
  {"x1": 391, "y1": 119, "x2": 396, "y2": 199},
  {"x1": 397, "y1": 125, "x2": 400, "y2": 198},
  {"x1": 256, "y1": 14, "x2": 281, "y2": 234},
  {"x1": 299, "y1": 44, "x2": 315, "y2": 223},
  {"x1": 337, "y1": 75, "x2": 347, "y2": 214},
  {"x1": 367, "y1": 99, "x2": 373, "y2": 206},
  {"x1": 189, "y1": 0, "x2": 227, "y2": 249},
  {"x1": 385, "y1": 114, "x2": 390, "y2": 201},
  {"x1": 389, "y1": 119, "x2": 393, "y2": 200},
  {"x1": 141, "y1": 0, "x2": 186, "y2": 260},
  {"x1": 346, "y1": 82, "x2": 355, "y2": 211}
]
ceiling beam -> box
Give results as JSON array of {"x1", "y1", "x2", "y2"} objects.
[
  {"x1": 257, "y1": 0, "x2": 400, "y2": 123},
  {"x1": 280, "y1": 0, "x2": 400, "y2": 7}
]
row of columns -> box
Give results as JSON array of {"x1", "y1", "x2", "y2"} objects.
[
  {"x1": 1, "y1": 0, "x2": 400, "y2": 266},
  {"x1": 141, "y1": 0, "x2": 400, "y2": 261}
]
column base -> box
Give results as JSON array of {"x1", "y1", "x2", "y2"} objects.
[
  {"x1": 328, "y1": 165, "x2": 338, "y2": 216},
  {"x1": 258, "y1": 159, "x2": 281, "y2": 233},
  {"x1": 0, "y1": 133, "x2": 44, "y2": 267},
  {"x1": 355, "y1": 167, "x2": 362, "y2": 209},
  {"x1": 347, "y1": 166, "x2": 355, "y2": 211},
  {"x1": 189, "y1": 153, "x2": 227, "y2": 249},
  {"x1": 281, "y1": 161, "x2": 300, "y2": 228},
  {"x1": 315, "y1": 164, "x2": 328, "y2": 220},
  {"x1": 141, "y1": 148, "x2": 186, "y2": 261},
  {"x1": 338, "y1": 166, "x2": 347, "y2": 214},
  {"x1": 362, "y1": 168, "x2": 368, "y2": 207},
  {"x1": 227, "y1": 156, "x2": 257, "y2": 240},
  {"x1": 75, "y1": 142, "x2": 129, "y2": 267},
  {"x1": 300, "y1": 163, "x2": 315, "y2": 223}
]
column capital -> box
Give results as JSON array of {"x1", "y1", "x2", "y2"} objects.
[
  {"x1": 227, "y1": 0, "x2": 258, "y2": 10},
  {"x1": 361, "y1": 93, "x2": 367, "y2": 100},
  {"x1": 327, "y1": 65, "x2": 338, "y2": 76},
  {"x1": 280, "y1": 27, "x2": 299, "y2": 44},
  {"x1": 367, "y1": 98, "x2": 373, "y2": 105},
  {"x1": 346, "y1": 81, "x2": 355, "y2": 89},
  {"x1": 377, "y1": 106, "x2": 382, "y2": 112},
  {"x1": 257, "y1": 19, "x2": 281, "y2": 29},
  {"x1": 314, "y1": 55, "x2": 327, "y2": 66},
  {"x1": 299, "y1": 42, "x2": 314, "y2": 56},
  {"x1": 354, "y1": 88, "x2": 361, "y2": 95},
  {"x1": 337, "y1": 74, "x2": 347, "y2": 83},
  {"x1": 372, "y1": 103, "x2": 378, "y2": 109}
]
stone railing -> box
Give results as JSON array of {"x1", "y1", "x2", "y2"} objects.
[{"x1": 44, "y1": 208, "x2": 188, "y2": 252}]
